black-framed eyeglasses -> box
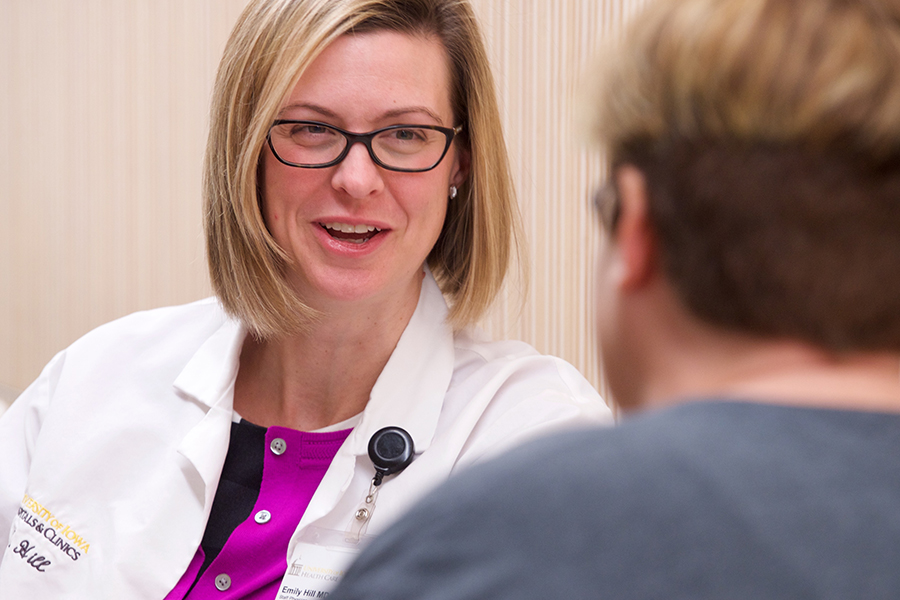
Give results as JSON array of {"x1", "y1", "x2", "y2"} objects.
[
  {"x1": 592, "y1": 182, "x2": 621, "y2": 233},
  {"x1": 267, "y1": 120, "x2": 464, "y2": 173}
]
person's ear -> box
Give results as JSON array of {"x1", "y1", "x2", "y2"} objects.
[
  {"x1": 614, "y1": 165, "x2": 658, "y2": 290},
  {"x1": 450, "y1": 146, "x2": 470, "y2": 189}
]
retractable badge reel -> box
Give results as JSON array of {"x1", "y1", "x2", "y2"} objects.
[
  {"x1": 349, "y1": 427, "x2": 414, "y2": 540},
  {"x1": 279, "y1": 428, "x2": 415, "y2": 599}
]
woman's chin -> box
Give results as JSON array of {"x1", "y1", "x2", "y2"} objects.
[{"x1": 292, "y1": 272, "x2": 422, "y2": 314}]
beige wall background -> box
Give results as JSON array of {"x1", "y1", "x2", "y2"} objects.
[{"x1": 0, "y1": 0, "x2": 645, "y2": 409}]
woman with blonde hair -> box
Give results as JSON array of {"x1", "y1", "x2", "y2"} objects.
[{"x1": 0, "y1": 0, "x2": 608, "y2": 597}]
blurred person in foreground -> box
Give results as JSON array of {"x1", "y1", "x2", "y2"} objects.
[
  {"x1": 0, "y1": 0, "x2": 610, "y2": 597},
  {"x1": 330, "y1": 0, "x2": 900, "y2": 597}
]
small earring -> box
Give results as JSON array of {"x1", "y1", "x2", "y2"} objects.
[{"x1": 449, "y1": 185, "x2": 458, "y2": 200}]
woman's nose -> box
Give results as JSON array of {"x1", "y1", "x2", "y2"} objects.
[{"x1": 331, "y1": 142, "x2": 385, "y2": 199}]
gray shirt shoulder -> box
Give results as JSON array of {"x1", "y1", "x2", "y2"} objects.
[{"x1": 332, "y1": 401, "x2": 900, "y2": 600}]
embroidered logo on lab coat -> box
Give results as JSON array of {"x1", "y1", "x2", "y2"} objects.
[{"x1": 16, "y1": 493, "x2": 90, "y2": 561}]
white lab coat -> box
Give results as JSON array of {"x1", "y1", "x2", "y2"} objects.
[{"x1": 0, "y1": 271, "x2": 610, "y2": 598}]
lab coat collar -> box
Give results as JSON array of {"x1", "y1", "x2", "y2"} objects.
[
  {"x1": 172, "y1": 313, "x2": 246, "y2": 411},
  {"x1": 170, "y1": 312, "x2": 245, "y2": 501},
  {"x1": 345, "y1": 269, "x2": 455, "y2": 457}
]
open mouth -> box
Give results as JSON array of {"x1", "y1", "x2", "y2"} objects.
[{"x1": 320, "y1": 222, "x2": 383, "y2": 244}]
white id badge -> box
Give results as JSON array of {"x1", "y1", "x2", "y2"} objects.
[{"x1": 276, "y1": 526, "x2": 372, "y2": 599}]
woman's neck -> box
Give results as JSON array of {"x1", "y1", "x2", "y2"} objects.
[{"x1": 233, "y1": 279, "x2": 422, "y2": 431}]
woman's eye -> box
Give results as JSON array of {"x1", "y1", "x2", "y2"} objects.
[
  {"x1": 293, "y1": 124, "x2": 331, "y2": 136},
  {"x1": 289, "y1": 124, "x2": 340, "y2": 147},
  {"x1": 395, "y1": 128, "x2": 429, "y2": 142}
]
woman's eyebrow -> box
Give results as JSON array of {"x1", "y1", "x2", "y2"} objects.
[
  {"x1": 278, "y1": 102, "x2": 338, "y2": 119},
  {"x1": 380, "y1": 106, "x2": 445, "y2": 125},
  {"x1": 278, "y1": 103, "x2": 444, "y2": 125}
]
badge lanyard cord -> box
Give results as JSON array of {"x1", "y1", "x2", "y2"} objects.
[{"x1": 348, "y1": 426, "x2": 415, "y2": 542}]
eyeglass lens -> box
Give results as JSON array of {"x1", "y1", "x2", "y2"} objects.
[
  {"x1": 269, "y1": 122, "x2": 452, "y2": 171},
  {"x1": 593, "y1": 183, "x2": 620, "y2": 232}
]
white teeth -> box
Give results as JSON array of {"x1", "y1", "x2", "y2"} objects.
[{"x1": 323, "y1": 222, "x2": 381, "y2": 234}]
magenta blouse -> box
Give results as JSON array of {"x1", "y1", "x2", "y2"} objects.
[{"x1": 164, "y1": 422, "x2": 351, "y2": 599}]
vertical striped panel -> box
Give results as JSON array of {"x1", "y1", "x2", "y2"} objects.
[
  {"x1": 471, "y1": 0, "x2": 646, "y2": 398},
  {"x1": 1, "y1": 0, "x2": 644, "y2": 407}
]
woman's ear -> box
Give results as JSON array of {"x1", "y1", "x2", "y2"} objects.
[
  {"x1": 450, "y1": 146, "x2": 471, "y2": 188},
  {"x1": 614, "y1": 165, "x2": 659, "y2": 290}
]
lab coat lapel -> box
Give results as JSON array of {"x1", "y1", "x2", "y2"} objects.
[
  {"x1": 172, "y1": 318, "x2": 246, "y2": 506},
  {"x1": 297, "y1": 270, "x2": 455, "y2": 531},
  {"x1": 348, "y1": 269, "x2": 454, "y2": 455}
]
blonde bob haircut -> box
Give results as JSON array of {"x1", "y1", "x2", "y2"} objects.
[{"x1": 204, "y1": 0, "x2": 519, "y2": 338}]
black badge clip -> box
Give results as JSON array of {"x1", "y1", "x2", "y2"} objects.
[{"x1": 367, "y1": 426, "x2": 414, "y2": 486}]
